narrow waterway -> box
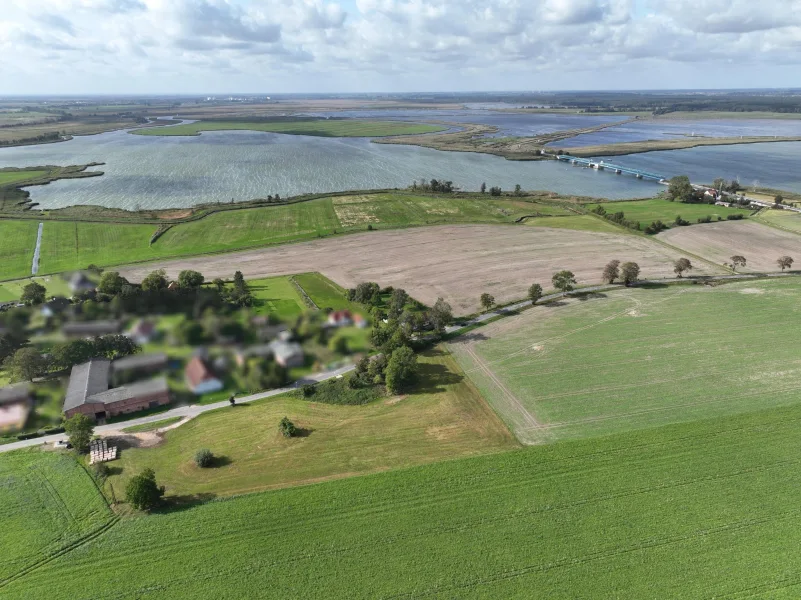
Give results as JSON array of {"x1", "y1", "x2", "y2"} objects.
[{"x1": 31, "y1": 222, "x2": 43, "y2": 275}]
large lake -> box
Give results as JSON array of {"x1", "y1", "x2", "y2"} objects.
[
  {"x1": 0, "y1": 129, "x2": 662, "y2": 209},
  {"x1": 0, "y1": 120, "x2": 799, "y2": 210}
]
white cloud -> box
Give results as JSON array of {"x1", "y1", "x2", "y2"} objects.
[{"x1": 0, "y1": 0, "x2": 800, "y2": 93}]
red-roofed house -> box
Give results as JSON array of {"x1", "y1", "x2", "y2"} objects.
[{"x1": 185, "y1": 356, "x2": 224, "y2": 395}]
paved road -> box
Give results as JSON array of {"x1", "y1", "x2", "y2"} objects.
[{"x1": 0, "y1": 364, "x2": 355, "y2": 454}]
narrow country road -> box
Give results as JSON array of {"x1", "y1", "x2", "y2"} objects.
[{"x1": 0, "y1": 364, "x2": 355, "y2": 454}]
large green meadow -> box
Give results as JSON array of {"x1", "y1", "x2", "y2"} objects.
[
  {"x1": 132, "y1": 119, "x2": 447, "y2": 138},
  {"x1": 0, "y1": 193, "x2": 575, "y2": 281},
  {"x1": 7, "y1": 402, "x2": 801, "y2": 598},
  {"x1": 585, "y1": 198, "x2": 752, "y2": 225},
  {"x1": 451, "y1": 278, "x2": 801, "y2": 444},
  {"x1": 0, "y1": 451, "x2": 113, "y2": 585}
]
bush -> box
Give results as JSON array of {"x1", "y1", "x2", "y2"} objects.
[
  {"x1": 726, "y1": 214, "x2": 744, "y2": 220},
  {"x1": 279, "y1": 417, "x2": 297, "y2": 438},
  {"x1": 194, "y1": 449, "x2": 214, "y2": 468},
  {"x1": 644, "y1": 220, "x2": 668, "y2": 235},
  {"x1": 697, "y1": 215, "x2": 712, "y2": 224},
  {"x1": 300, "y1": 383, "x2": 316, "y2": 398},
  {"x1": 125, "y1": 468, "x2": 165, "y2": 511},
  {"x1": 674, "y1": 215, "x2": 690, "y2": 226}
]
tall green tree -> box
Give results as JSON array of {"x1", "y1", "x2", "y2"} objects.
[
  {"x1": 528, "y1": 283, "x2": 543, "y2": 305},
  {"x1": 385, "y1": 346, "x2": 418, "y2": 394},
  {"x1": 3, "y1": 347, "x2": 48, "y2": 382},
  {"x1": 552, "y1": 270, "x2": 577, "y2": 293},
  {"x1": 389, "y1": 288, "x2": 409, "y2": 317},
  {"x1": 178, "y1": 270, "x2": 205, "y2": 289},
  {"x1": 429, "y1": 297, "x2": 453, "y2": 331},
  {"x1": 97, "y1": 271, "x2": 128, "y2": 295},
  {"x1": 602, "y1": 260, "x2": 620, "y2": 284},
  {"x1": 667, "y1": 175, "x2": 694, "y2": 202},
  {"x1": 480, "y1": 293, "x2": 495, "y2": 312},
  {"x1": 64, "y1": 413, "x2": 94, "y2": 454},
  {"x1": 673, "y1": 258, "x2": 693, "y2": 278},
  {"x1": 777, "y1": 256, "x2": 794, "y2": 271},
  {"x1": 21, "y1": 281, "x2": 46, "y2": 306},
  {"x1": 141, "y1": 269, "x2": 168, "y2": 292}
]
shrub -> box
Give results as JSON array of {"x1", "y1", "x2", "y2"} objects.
[
  {"x1": 194, "y1": 449, "x2": 214, "y2": 468},
  {"x1": 697, "y1": 215, "x2": 712, "y2": 224},
  {"x1": 300, "y1": 384, "x2": 316, "y2": 398},
  {"x1": 125, "y1": 468, "x2": 164, "y2": 511},
  {"x1": 279, "y1": 417, "x2": 297, "y2": 438},
  {"x1": 726, "y1": 214, "x2": 744, "y2": 220},
  {"x1": 674, "y1": 215, "x2": 690, "y2": 226}
]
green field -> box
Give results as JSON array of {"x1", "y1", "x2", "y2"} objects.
[
  {"x1": 0, "y1": 275, "x2": 72, "y2": 302},
  {"x1": 248, "y1": 276, "x2": 307, "y2": 320},
  {"x1": 0, "y1": 170, "x2": 47, "y2": 186},
  {"x1": 7, "y1": 402, "x2": 801, "y2": 597},
  {"x1": 0, "y1": 450, "x2": 113, "y2": 584},
  {"x1": 451, "y1": 278, "x2": 801, "y2": 444},
  {"x1": 585, "y1": 198, "x2": 752, "y2": 225},
  {"x1": 293, "y1": 272, "x2": 359, "y2": 311},
  {"x1": 756, "y1": 208, "x2": 801, "y2": 234},
  {"x1": 0, "y1": 193, "x2": 580, "y2": 280},
  {"x1": 131, "y1": 120, "x2": 447, "y2": 138},
  {"x1": 105, "y1": 348, "x2": 515, "y2": 496}
]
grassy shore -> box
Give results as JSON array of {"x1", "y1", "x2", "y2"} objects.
[
  {"x1": 131, "y1": 119, "x2": 447, "y2": 138},
  {"x1": 0, "y1": 192, "x2": 582, "y2": 281},
  {"x1": 565, "y1": 135, "x2": 801, "y2": 157}
]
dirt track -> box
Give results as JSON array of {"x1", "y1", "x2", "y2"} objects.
[
  {"x1": 120, "y1": 225, "x2": 723, "y2": 314},
  {"x1": 658, "y1": 220, "x2": 801, "y2": 272}
]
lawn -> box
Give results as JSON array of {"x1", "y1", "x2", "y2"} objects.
[
  {"x1": 131, "y1": 119, "x2": 447, "y2": 138},
  {"x1": 0, "y1": 450, "x2": 113, "y2": 584},
  {"x1": 450, "y1": 278, "x2": 801, "y2": 444},
  {"x1": 293, "y1": 272, "x2": 358, "y2": 311},
  {"x1": 0, "y1": 274, "x2": 72, "y2": 302},
  {"x1": 0, "y1": 220, "x2": 39, "y2": 280},
  {"x1": 247, "y1": 276, "x2": 307, "y2": 320},
  {"x1": 522, "y1": 214, "x2": 627, "y2": 233},
  {"x1": 121, "y1": 417, "x2": 184, "y2": 433},
  {"x1": 584, "y1": 198, "x2": 752, "y2": 225},
  {"x1": 8, "y1": 402, "x2": 801, "y2": 597},
  {"x1": 0, "y1": 170, "x2": 47, "y2": 186},
  {"x1": 104, "y1": 347, "x2": 515, "y2": 496}
]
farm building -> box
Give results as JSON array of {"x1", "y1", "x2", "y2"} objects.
[
  {"x1": 271, "y1": 341, "x2": 305, "y2": 368},
  {"x1": 69, "y1": 272, "x2": 96, "y2": 294},
  {"x1": 62, "y1": 320, "x2": 122, "y2": 339},
  {"x1": 63, "y1": 359, "x2": 170, "y2": 421},
  {"x1": 234, "y1": 344, "x2": 274, "y2": 367},
  {"x1": 327, "y1": 310, "x2": 353, "y2": 327},
  {"x1": 0, "y1": 383, "x2": 32, "y2": 432},
  {"x1": 112, "y1": 353, "x2": 168, "y2": 385},
  {"x1": 185, "y1": 356, "x2": 224, "y2": 395}
]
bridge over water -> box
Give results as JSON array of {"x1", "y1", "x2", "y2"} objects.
[{"x1": 556, "y1": 155, "x2": 667, "y2": 183}]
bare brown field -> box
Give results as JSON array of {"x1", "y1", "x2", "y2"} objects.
[
  {"x1": 658, "y1": 220, "x2": 801, "y2": 272},
  {"x1": 120, "y1": 225, "x2": 723, "y2": 314}
]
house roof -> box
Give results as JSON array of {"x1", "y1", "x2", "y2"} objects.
[
  {"x1": 112, "y1": 352, "x2": 168, "y2": 372},
  {"x1": 128, "y1": 320, "x2": 156, "y2": 336},
  {"x1": 63, "y1": 359, "x2": 111, "y2": 412},
  {"x1": 0, "y1": 383, "x2": 31, "y2": 406},
  {"x1": 185, "y1": 356, "x2": 218, "y2": 388},
  {"x1": 270, "y1": 340, "x2": 304, "y2": 362},
  {"x1": 87, "y1": 377, "x2": 169, "y2": 405},
  {"x1": 62, "y1": 320, "x2": 122, "y2": 336},
  {"x1": 237, "y1": 344, "x2": 274, "y2": 359},
  {"x1": 329, "y1": 310, "x2": 352, "y2": 321}
]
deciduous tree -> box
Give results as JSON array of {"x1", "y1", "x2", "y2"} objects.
[
  {"x1": 97, "y1": 271, "x2": 128, "y2": 295},
  {"x1": 430, "y1": 297, "x2": 453, "y2": 332},
  {"x1": 141, "y1": 269, "x2": 168, "y2": 292},
  {"x1": 667, "y1": 175, "x2": 694, "y2": 202},
  {"x1": 3, "y1": 347, "x2": 48, "y2": 382},
  {"x1": 385, "y1": 346, "x2": 418, "y2": 394},
  {"x1": 730, "y1": 255, "x2": 746, "y2": 271},
  {"x1": 778, "y1": 256, "x2": 794, "y2": 271},
  {"x1": 552, "y1": 270, "x2": 577, "y2": 293},
  {"x1": 178, "y1": 270, "x2": 205, "y2": 289},
  {"x1": 64, "y1": 413, "x2": 94, "y2": 454},
  {"x1": 480, "y1": 293, "x2": 495, "y2": 312},
  {"x1": 602, "y1": 260, "x2": 620, "y2": 284},
  {"x1": 673, "y1": 258, "x2": 693, "y2": 278},
  {"x1": 125, "y1": 468, "x2": 165, "y2": 511},
  {"x1": 21, "y1": 281, "x2": 46, "y2": 306},
  {"x1": 620, "y1": 262, "x2": 641, "y2": 286},
  {"x1": 528, "y1": 283, "x2": 543, "y2": 305}
]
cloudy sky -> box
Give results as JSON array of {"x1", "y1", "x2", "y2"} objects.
[{"x1": 1, "y1": 0, "x2": 800, "y2": 94}]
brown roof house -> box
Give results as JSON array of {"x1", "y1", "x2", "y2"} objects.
[
  {"x1": 0, "y1": 383, "x2": 32, "y2": 433},
  {"x1": 63, "y1": 359, "x2": 170, "y2": 421},
  {"x1": 185, "y1": 356, "x2": 224, "y2": 395}
]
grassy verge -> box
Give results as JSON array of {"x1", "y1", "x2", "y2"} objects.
[{"x1": 121, "y1": 417, "x2": 184, "y2": 433}]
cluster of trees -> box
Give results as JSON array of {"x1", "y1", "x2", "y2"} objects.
[
  {"x1": 602, "y1": 260, "x2": 641, "y2": 286},
  {"x1": 590, "y1": 206, "x2": 642, "y2": 232},
  {"x1": 352, "y1": 344, "x2": 418, "y2": 394},
  {"x1": 712, "y1": 178, "x2": 742, "y2": 194},
  {"x1": 3, "y1": 334, "x2": 140, "y2": 383},
  {"x1": 410, "y1": 179, "x2": 456, "y2": 193},
  {"x1": 347, "y1": 283, "x2": 453, "y2": 335}
]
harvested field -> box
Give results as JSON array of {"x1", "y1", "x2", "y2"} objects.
[
  {"x1": 450, "y1": 279, "x2": 801, "y2": 444},
  {"x1": 658, "y1": 220, "x2": 801, "y2": 271},
  {"x1": 120, "y1": 225, "x2": 724, "y2": 314}
]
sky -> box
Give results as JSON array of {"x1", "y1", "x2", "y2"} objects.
[{"x1": 1, "y1": 0, "x2": 800, "y2": 95}]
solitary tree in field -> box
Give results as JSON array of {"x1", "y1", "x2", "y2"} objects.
[
  {"x1": 620, "y1": 262, "x2": 641, "y2": 286},
  {"x1": 778, "y1": 256, "x2": 794, "y2": 271},
  {"x1": 480, "y1": 293, "x2": 495, "y2": 312},
  {"x1": 730, "y1": 255, "x2": 747, "y2": 271},
  {"x1": 480, "y1": 182, "x2": 487, "y2": 194},
  {"x1": 21, "y1": 281, "x2": 46, "y2": 306},
  {"x1": 602, "y1": 260, "x2": 621, "y2": 284},
  {"x1": 552, "y1": 270, "x2": 577, "y2": 294},
  {"x1": 528, "y1": 283, "x2": 543, "y2": 305},
  {"x1": 125, "y1": 468, "x2": 165, "y2": 511},
  {"x1": 673, "y1": 258, "x2": 693, "y2": 278},
  {"x1": 775, "y1": 195, "x2": 784, "y2": 206},
  {"x1": 64, "y1": 413, "x2": 94, "y2": 454}
]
